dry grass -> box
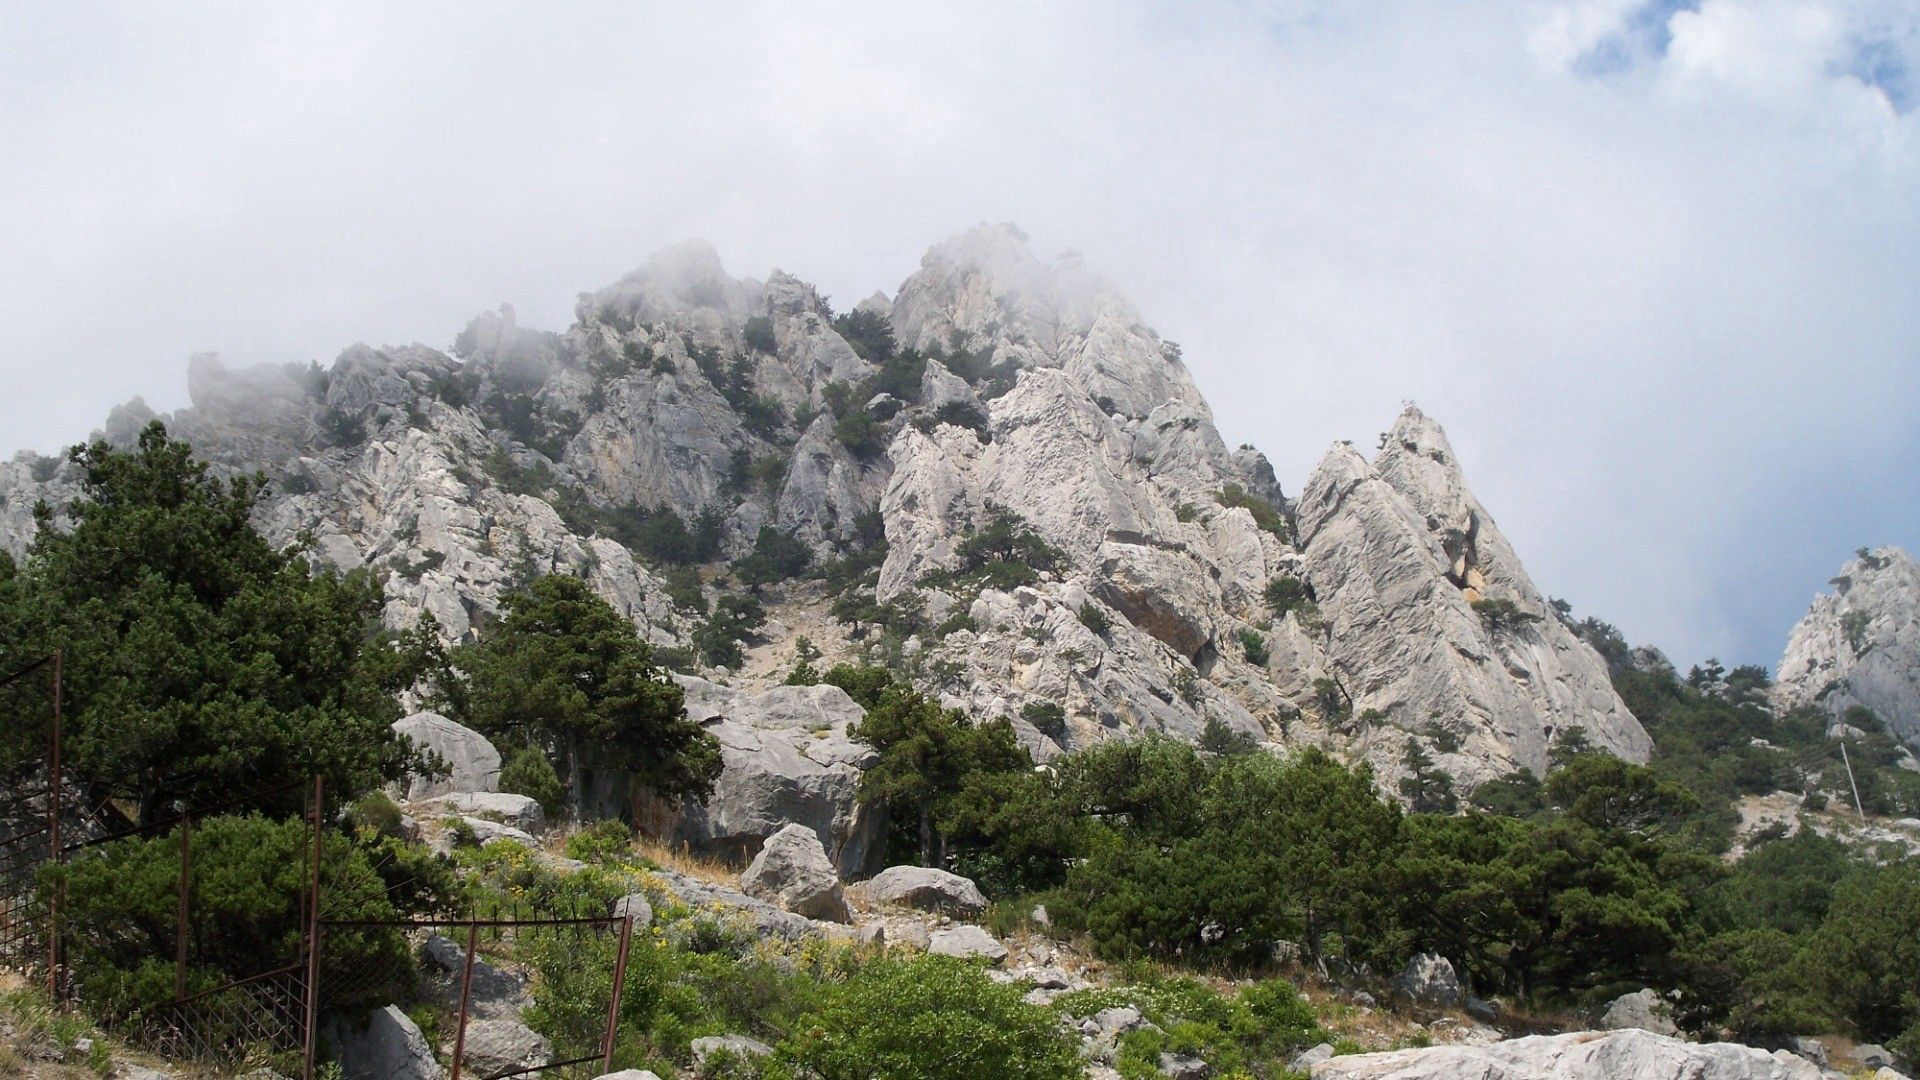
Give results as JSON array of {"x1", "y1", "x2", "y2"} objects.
[{"x1": 628, "y1": 833, "x2": 739, "y2": 886}]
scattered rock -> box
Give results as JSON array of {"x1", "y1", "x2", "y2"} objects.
[
  {"x1": 457, "y1": 1019, "x2": 551, "y2": 1079},
  {"x1": 325, "y1": 1004, "x2": 444, "y2": 1080},
  {"x1": 1389, "y1": 952, "x2": 1463, "y2": 1009},
  {"x1": 1598, "y1": 988, "x2": 1680, "y2": 1038},
  {"x1": 889, "y1": 921, "x2": 931, "y2": 950},
  {"x1": 1291, "y1": 1043, "x2": 1336, "y2": 1071},
  {"x1": 1854, "y1": 1044, "x2": 1900, "y2": 1071},
  {"x1": 927, "y1": 925, "x2": 1008, "y2": 964},
  {"x1": 739, "y1": 823, "x2": 851, "y2": 922},
  {"x1": 1787, "y1": 1037, "x2": 1828, "y2": 1068},
  {"x1": 864, "y1": 866, "x2": 987, "y2": 916},
  {"x1": 611, "y1": 893, "x2": 654, "y2": 926},
  {"x1": 1466, "y1": 996, "x2": 1499, "y2": 1023},
  {"x1": 690, "y1": 1034, "x2": 773, "y2": 1068},
  {"x1": 421, "y1": 792, "x2": 545, "y2": 833},
  {"x1": 1159, "y1": 1051, "x2": 1212, "y2": 1078},
  {"x1": 458, "y1": 816, "x2": 537, "y2": 848},
  {"x1": 591, "y1": 1071, "x2": 664, "y2": 1080},
  {"x1": 1030, "y1": 903, "x2": 1051, "y2": 927}
]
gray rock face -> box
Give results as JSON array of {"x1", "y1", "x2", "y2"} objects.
[
  {"x1": 1598, "y1": 988, "x2": 1680, "y2": 1038},
  {"x1": 325, "y1": 1005, "x2": 444, "y2": 1080},
  {"x1": 1389, "y1": 952, "x2": 1463, "y2": 1009},
  {"x1": 1309, "y1": 1029, "x2": 1824, "y2": 1079},
  {"x1": 1159, "y1": 1051, "x2": 1213, "y2": 1079},
  {"x1": 456, "y1": 1020, "x2": 551, "y2": 1079},
  {"x1": 1775, "y1": 547, "x2": 1920, "y2": 750},
  {"x1": 669, "y1": 676, "x2": 881, "y2": 875},
  {"x1": 0, "y1": 226, "x2": 1645, "y2": 799},
  {"x1": 393, "y1": 712, "x2": 500, "y2": 800},
  {"x1": 864, "y1": 866, "x2": 987, "y2": 916},
  {"x1": 927, "y1": 925, "x2": 1008, "y2": 964},
  {"x1": 739, "y1": 823, "x2": 851, "y2": 923},
  {"x1": 1296, "y1": 408, "x2": 1650, "y2": 787}
]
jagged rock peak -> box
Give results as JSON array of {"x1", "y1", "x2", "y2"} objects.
[
  {"x1": 1775, "y1": 546, "x2": 1920, "y2": 749},
  {"x1": 1297, "y1": 404, "x2": 1650, "y2": 786},
  {"x1": 574, "y1": 239, "x2": 768, "y2": 328}
]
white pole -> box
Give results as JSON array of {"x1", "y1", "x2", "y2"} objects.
[{"x1": 1840, "y1": 740, "x2": 1866, "y2": 822}]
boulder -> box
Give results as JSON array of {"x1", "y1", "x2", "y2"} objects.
[
  {"x1": 651, "y1": 867, "x2": 826, "y2": 942},
  {"x1": 864, "y1": 866, "x2": 987, "y2": 916},
  {"x1": 1291, "y1": 1043, "x2": 1336, "y2": 1071},
  {"x1": 739, "y1": 823, "x2": 851, "y2": 923},
  {"x1": 1389, "y1": 953, "x2": 1462, "y2": 1009},
  {"x1": 325, "y1": 1005, "x2": 444, "y2": 1080},
  {"x1": 420, "y1": 792, "x2": 544, "y2": 833},
  {"x1": 611, "y1": 893, "x2": 654, "y2": 926},
  {"x1": 1159, "y1": 1052, "x2": 1212, "y2": 1079},
  {"x1": 591, "y1": 1072, "x2": 663, "y2": 1080},
  {"x1": 927, "y1": 925, "x2": 1009, "y2": 965},
  {"x1": 1853, "y1": 1044, "x2": 1900, "y2": 1071},
  {"x1": 457, "y1": 1020, "x2": 551, "y2": 1079},
  {"x1": 669, "y1": 677, "x2": 883, "y2": 875},
  {"x1": 394, "y1": 712, "x2": 500, "y2": 800},
  {"x1": 458, "y1": 817, "x2": 537, "y2": 848},
  {"x1": 1786, "y1": 1037, "x2": 1827, "y2": 1068},
  {"x1": 690, "y1": 1034, "x2": 773, "y2": 1068},
  {"x1": 1598, "y1": 988, "x2": 1680, "y2": 1038},
  {"x1": 1308, "y1": 1029, "x2": 1824, "y2": 1079}
]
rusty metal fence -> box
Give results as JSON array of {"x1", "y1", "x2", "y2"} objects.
[
  {"x1": 316, "y1": 915, "x2": 635, "y2": 1080},
  {"x1": 0, "y1": 650, "x2": 642, "y2": 1079}
]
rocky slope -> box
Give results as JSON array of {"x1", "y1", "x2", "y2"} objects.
[
  {"x1": 0, "y1": 224, "x2": 1649, "y2": 791},
  {"x1": 1775, "y1": 546, "x2": 1920, "y2": 750}
]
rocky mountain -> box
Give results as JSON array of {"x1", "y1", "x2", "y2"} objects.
[
  {"x1": 0, "y1": 224, "x2": 1651, "y2": 791},
  {"x1": 1775, "y1": 546, "x2": 1920, "y2": 750}
]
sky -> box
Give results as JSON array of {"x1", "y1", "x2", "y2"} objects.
[{"x1": 1, "y1": 1, "x2": 1916, "y2": 669}]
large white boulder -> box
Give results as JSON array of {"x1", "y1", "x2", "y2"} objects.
[
  {"x1": 739, "y1": 823, "x2": 851, "y2": 923},
  {"x1": 1598, "y1": 988, "x2": 1680, "y2": 1038},
  {"x1": 457, "y1": 1019, "x2": 551, "y2": 1079},
  {"x1": 1309, "y1": 1029, "x2": 1824, "y2": 1079},
  {"x1": 419, "y1": 792, "x2": 545, "y2": 833},
  {"x1": 668, "y1": 677, "x2": 883, "y2": 876},
  {"x1": 393, "y1": 712, "x2": 500, "y2": 800},
  {"x1": 864, "y1": 866, "x2": 987, "y2": 916},
  {"x1": 325, "y1": 1005, "x2": 444, "y2": 1080}
]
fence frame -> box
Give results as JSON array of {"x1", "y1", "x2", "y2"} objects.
[{"x1": 3, "y1": 652, "x2": 639, "y2": 1079}]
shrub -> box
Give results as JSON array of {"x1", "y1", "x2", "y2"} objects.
[
  {"x1": 1238, "y1": 628, "x2": 1270, "y2": 667},
  {"x1": 500, "y1": 746, "x2": 566, "y2": 815},
  {"x1": 1078, "y1": 602, "x2": 1112, "y2": 637},
  {"x1": 565, "y1": 820, "x2": 636, "y2": 865},
  {"x1": 1472, "y1": 597, "x2": 1540, "y2": 632},
  {"x1": 776, "y1": 954, "x2": 1081, "y2": 1080},
  {"x1": 345, "y1": 790, "x2": 406, "y2": 839},
  {"x1": 742, "y1": 316, "x2": 777, "y2": 355},
  {"x1": 1264, "y1": 576, "x2": 1315, "y2": 618},
  {"x1": 1215, "y1": 484, "x2": 1289, "y2": 539},
  {"x1": 49, "y1": 815, "x2": 408, "y2": 1017}
]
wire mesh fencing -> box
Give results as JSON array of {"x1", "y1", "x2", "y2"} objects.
[{"x1": 317, "y1": 915, "x2": 636, "y2": 1080}]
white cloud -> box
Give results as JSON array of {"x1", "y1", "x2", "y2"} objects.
[{"x1": 0, "y1": 0, "x2": 1914, "y2": 668}]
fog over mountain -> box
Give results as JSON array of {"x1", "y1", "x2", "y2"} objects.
[{"x1": 2, "y1": 1, "x2": 1917, "y2": 668}]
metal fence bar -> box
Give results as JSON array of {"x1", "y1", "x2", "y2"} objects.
[
  {"x1": 47, "y1": 647, "x2": 62, "y2": 1003},
  {"x1": 449, "y1": 922, "x2": 480, "y2": 1080},
  {"x1": 302, "y1": 774, "x2": 324, "y2": 1080},
  {"x1": 601, "y1": 915, "x2": 634, "y2": 1073}
]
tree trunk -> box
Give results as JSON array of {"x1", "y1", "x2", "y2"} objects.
[{"x1": 918, "y1": 808, "x2": 934, "y2": 867}]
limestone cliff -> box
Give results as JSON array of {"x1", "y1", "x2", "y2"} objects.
[
  {"x1": 0, "y1": 224, "x2": 1652, "y2": 790},
  {"x1": 1775, "y1": 546, "x2": 1920, "y2": 749}
]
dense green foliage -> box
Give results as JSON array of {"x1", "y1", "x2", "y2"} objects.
[
  {"x1": 0, "y1": 423, "x2": 419, "y2": 822},
  {"x1": 48, "y1": 815, "x2": 419, "y2": 1017},
  {"x1": 438, "y1": 574, "x2": 721, "y2": 817}
]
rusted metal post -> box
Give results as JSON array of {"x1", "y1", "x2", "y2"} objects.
[
  {"x1": 175, "y1": 816, "x2": 191, "y2": 1000},
  {"x1": 602, "y1": 915, "x2": 635, "y2": 1072},
  {"x1": 300, "y1": 775, "x2": 324, "y2": 1080},
  {"x1": 449, "y1": 922, "x2": 479, "y2": 1080},
  {"x1": 47, "y1": 648, "x2": 62, "y2": 1004}
]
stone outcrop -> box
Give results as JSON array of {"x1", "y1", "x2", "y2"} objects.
[
  {"x1": 456, "y1": 1020, "x2": 551, "y2": 1079},
  {"x1": 739, "y1": 823, "x2": 851, "y2": 922},
  {"x1": 1388, "y1": 953, "x2": 1463, "y2": 1009},
  {"x1": 1295, "y1": 407, "x2": 1650, "y2": 787},
  {"x1": 1310, "y1": 1029, "x2": 1823, "y2": 1079},
  {"x1": 1775, "y1": 547, "x2": 1920, "y2": 750},
  {"x1": 668, "y1": 676, "x2": 880, "y2": 875}
]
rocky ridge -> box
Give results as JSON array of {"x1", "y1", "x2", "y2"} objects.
[
  {"x1": 1775, "y1": 546, "x2": 1920, "y2": 750},
  {"x1": 0, "y1": 224, "x2": 1650, "y2": 791}
]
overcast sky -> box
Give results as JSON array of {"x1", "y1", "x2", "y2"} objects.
[{"x1": 2, "y1": 1, "x2": 1915, "y2": 669}]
